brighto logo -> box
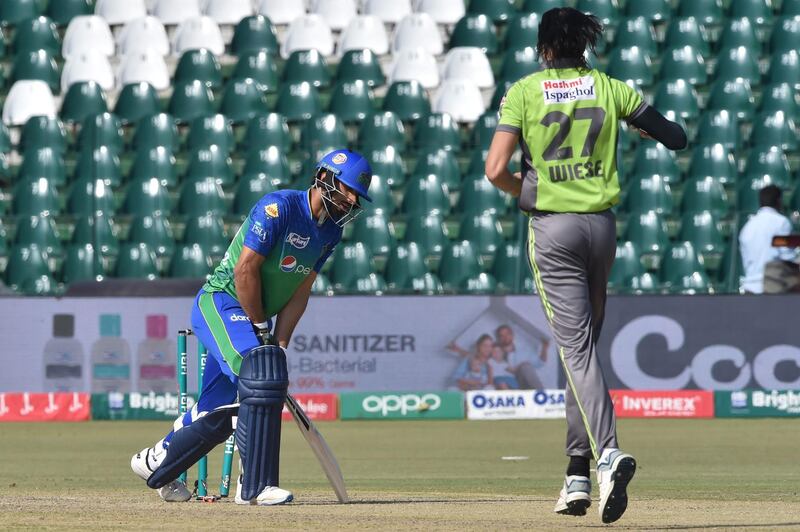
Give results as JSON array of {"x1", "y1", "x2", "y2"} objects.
[
  {"x1": 230, "y1": 314, "x2": 250, "y2": 322},
  {"x1": 362, "y1": 393, "x2": 441, "y2": 416}
]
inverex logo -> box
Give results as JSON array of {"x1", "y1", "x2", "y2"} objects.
[
  {"x1": 542, "y1": 75, "x2": 596, "y2": 104},
  {"x1": 362, "y1": 393, "x2": 441, "y2": 416}
]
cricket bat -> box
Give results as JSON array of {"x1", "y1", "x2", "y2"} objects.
[{"x1": 285, "y1": 394, "x2": 350, "y2": 503}]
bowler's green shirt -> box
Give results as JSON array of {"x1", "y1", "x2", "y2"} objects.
[{"x1": 497, "y1": 62, "x2": 646, "y2": 213}]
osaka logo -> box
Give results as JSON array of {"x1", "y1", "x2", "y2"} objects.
[{"x1": 280, "y1": 255, "x2": 297, "y2": 272}]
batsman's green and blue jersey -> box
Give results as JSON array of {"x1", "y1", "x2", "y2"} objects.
[{"x1": 497, "y1": 66, "x2": 646, "y2": 213}]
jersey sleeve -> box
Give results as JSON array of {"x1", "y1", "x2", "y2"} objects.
[
  {"x1": 313, "y1": 240, "x2": 337, "y2": 273},
  {"x1": 242, "y1": 198, "x2": 286, "y2": 257},
  {"x1": 609, "y1": 78, "x2": 647, "y2": 120},
  {"x1": 496, "y1": 81, "x2": 524, "y2": 134}
]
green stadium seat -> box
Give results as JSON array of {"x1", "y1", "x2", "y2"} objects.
[
  {"x1": 750, "y1": 110, "x2": 798, "y2": 152},
  {"x1": 114, "y1": 82, "x2": 160, "y2": 125},
  {"x1": 12, "y1": 50, "x2": 59, "y2": 91},
  {"x1": 367, "y1": 146, "x2": 407, "y2": 188},
  {"x1": 183, "y1": 214, "x2": 228, "y2": 261},
  {"x1": 174, "y1": 49, "x2": 222, "y2": 89},
  {"x1": 350, "y1": 211, "x2": 394, "y2": 259},
  {"x1": 13, "y1": 178, "x2": 59, "y2": 216},
  {"x1": 459, "y1": 213, "x2": 503, "y2": 257},
  {"x1": 15, "y1": 214, "x2": 61, "y2": 259},
  {"x1": 499, "y1": 46, "x2": 540, "y2": 85},
  {"x1": 782, "y1": 1, "x2": 800, "y2": 16},
  {"x1": 653, "y1": 79, "x2": 699, "y2": 123},
  {"x1": 178, "y1": 177, "x2": 226, "y2": 216},
  {"x1": 187, "y1": 114, "x2": 234, "y2": 155},
  {"x1": 414, "y1": 113, "x2": 460, "y2": 152},
  {"x1": 115, "y1": 242, "x2": 159, "y2": 280},
  {"x1": 231, "y1": 15, "x2": 278, "y2": 56},
  {"x1": 168, "y1": 80, "x2": 215, "y2": 123},
  {"x1": 458, "y1": 174, "x2": 507, "y2": 216},
  {"x1": 626, "y1": 0, "x2": 671, "y2": 23},
  {"x1": 492, "y1": 243, "x2": 534, "y2": 294},
  {"x1": 744, "y1": 146, "x2": 791, "y2": 185},
  {"x1": 616, "y1": 17, "x2": 657, "y2": 55},
  {"x1": 300, "y1": 114, "x2": 347, "y2": 152},
  {"x1": 404, "y1": 212, "x2": 448, "y2": 258},
  {"x1": 60, "y1": 80, "x2": 108, "y2": 123},
  {"x1": 133, "y1": 113, "x2": 179, "y2": 152},
  {"x1": 0, "y1": 0, "x2": 39, "y2": 26},
  {"x1": 128, "y1": 146, "x2": 178, "y2": 190},
  {"x1": 127, "y1": 215, "x2": 174, "y2": 261},
  {"x1": 439, "y1": 240, "x2": 494, "y2": 294},
  {"x1": 358, "y1": 111, "x2": 406, "y2": 152},
  {"x1": 766, "y1": 50, "x2": 800, "y2": 89},
  {"x1": 520, "y1": 0, "x2": 561, "y2": 13},
  {"x1": 232, "y1": 50, "x2": 279, "y2": 93},
  {"x1": 623, "y1": 173, "x2": 674, "y2": 216},
  {"x1": 449, "y1": 14, "x2": 498, "y2": 53},
  {"x1": 0, "y1": 30, "x2": 5, "y2": 59},
  {"x1": 687, "y1": 143, "x2": 738, "y2": 186},
  {"x1": 719, "y1": 17, "x2": 759, "y2": 52},
  {"x1": 336, "y1": 49, "x2": 385, "y2": 87},
  {"x1": 5, "y1": 244, "x2": 51, "y2": 293},
  {"x1": 242, "y1": 113, "x2": 291, "y2": 152},
  {"x1": 402, "y1": 172, "x2": 450, "y2": 216},
  {"x1": 682, "y1": 176, "x2": 728, "y2": 217},
  {"x1": 677, "y1": 0, "x2": 722, "y2": 26},
  {"x1": 715, "y1": 46, "x2": 761, "y2": 86},
  {"x1": 716, "y1": 239, "x2": 743, "y2": 293},
  {"x1": 311, "y1": 272, "x2": 332, "y2": 295},
  {"x1": 730, "y1": 0, "x2": 772, "y2": 30},
  {"x1": 221, "y1": 78, "x2": 270, "y2": 123},
  {"x1": 659, "y1": 45, "x2": 708, "y2": 86},
  {"x1": 631, "y1": 140, "x2": 681, "y2": 184},
  {"x1": 466, "y1": 148, "x2": 490, "y2": 176},
  {"x1": 660, "y1": 241, "x2": 712, "y2": 294},
  {"x1": 385, "y1": 242, "x2": 442, "y2": 294},
  {"x1": 330, "y1": 242, "x2": 375, "y2": 293},
  {"x1": 62, "y1": 243, "x2": 100, "y2": 284},
  {"x1": 471, "y1": 111, "x2": 498, "y2": 151},
  {"x1": 123, "y1": 177, "x2": 171, "y2": 216},
  {"x1": 695, "y1": 110, "x2": 739, "y2": 151},
  {"x1": 625, "y1": 211, "x2": 670, "y2": 255},
  {"x1": 78, "y1": 112, "x2": 124, "y2": 154},
  {"x1": 0, "y1": 122, "x2": 9, "y2": 153},
  {"x1": 663, "y1": 17, "x2": 710, "y2": 56},
  {"x1": 241, "y1": 146, "x2": 291, "y2": 188},
  {"x1": 67, "y1": 175, "x2": 116, "y2": 216},
  {"x1": 789, "y1": 185, "x2": 800, "y2": 220},
  {"x1": 414, "y1": 148, "x2": 461, "y2": 191},
  {"x1": 329, "y1": 80, "x2": 374, "y2": 123},
  {"x1": 606, "y1": 46, "x2": 654, "y2": 88},
  {"x1": 679, "y1": 211, "x2": 724, "y2": 258},
  {"x1": 46, "y1": 0, "x2": 91, "y2": 26},
  {"x1": 274, "y1": 82, "x2": 322, "y2": 122},
  {"x1": 470, "y1": 0, "x2": 516, "y2": 23},
  {"x1": 607, "y1": 241, "x2": 645, "y2": 292},
  {"x1": 18, "y1": 147, "x2": 67, "y2": 187},
  {"x1": 233, "y1": 172, "x2": 276, "y2": 216},
  {"x1": 74, "y1": 146, "x2": 122, "y2": 186},
  {"x1": 72, "y1": 215, "x2": 118, "y2": 258},
  {"x1": 20, "y1": 115, "x2": 66, "y2": 154},
  {"x1": 14, "y1": 15, "x2": 60, "y2": 55},
  {"x1": 490, "y1": 80, "x2": 514, "y2": 111},
  {"x1": 185, "y1": 146, "x2": 234, "y2": 187},
  {"x1": 706, "y1": 79, "x2": 755, "y2": 123},
  {"x1": 283, "y1": 49, "x2": 331, "y2": 88},
  {"x1": 770, "y1": 16, "x2": 800, "y2": 55},
  {"x1": 383, "y1": 81, "x2": 430, "y2": 123},
  {"x1": 169, "y1": 243, "x2": 211, "y2": 279},
  {"x1": 736, "y1": 175, "x2": 785, "y2": 215},
  {"x1": 504, "y1": 12, "x2": 539, "y2": 54}
]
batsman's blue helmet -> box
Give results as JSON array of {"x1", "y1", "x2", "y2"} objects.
[{"x1": 315, "y1": 149, "x2": 373, "y2": 202}]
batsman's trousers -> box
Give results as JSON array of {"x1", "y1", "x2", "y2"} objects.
[{"x1": 527, "y1": 210, "x2": 618, "y2": 461}]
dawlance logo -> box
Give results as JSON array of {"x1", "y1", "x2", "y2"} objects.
[
  {"x1": 362, "y1": 393, "x2": 442, "y2": 416},
  {"x1": 542, "y1": 76, "x2": 596, "y2": 104}
]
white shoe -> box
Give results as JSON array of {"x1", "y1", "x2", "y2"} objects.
[
  {"x1": 158, "y1": 480, "x2": 193, "y2": 502},
  {"x1": 596, "y1": 448, "x2": 636, "y2": 524},
  {"x1": 554, "y1": 475, "x2": 591, "y2": 516},
  {"x1": 235, "y1": 475, "x2": 293, "y2": 506},
  {"x1": 130, "y1": 444, "x2": 166, "y2": 481}
]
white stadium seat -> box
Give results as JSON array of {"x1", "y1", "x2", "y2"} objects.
[
  {"x1": 63, "y1": 16, "x2": 115, "y2": 58},
  {"x1": 61, "y1": 50, "x2": 115, "y2": 93},
  {"x1": 117, "y1": 17, "x2": 170, "y2": 57},
  {"x1": 204, "y1": 0, "x2": 253, "y2": 25},
  {"x1": 392, "y1": 13, "x2": 443, "y2": 55},
  {"x1": 339, "y1": 15, "x2": 389, "y2": 55},
  {"x1": 281, "y1": 15, "x2": 334, "y2": 59},
  {"x1": 441, "y1": 47, "x2": 494, "y2": 88},
  {"x1": 312, "y1": 0, "x2": 357, "y2": 31},
  {"x1": 433, "y1": 79, "x2": 485, "y2": 123},
  {"x1": 118, "y1": 49, "x2": 170, "y2": 91},
  {"x1": 364, "y1": 0, "x2": 412, "y2": 24},
  {"x1": 173, "y1": 16, "x2": 225, "y2": 56},
  {"x1": 257, "y1": 0, "x2": 306, "y2": 25},
  {"x1": 390, "y1": 47, "x2": 440, "y2": 89},
  {"x1": 415, "y1": 0, "x2": 465, "y2": 25},
  {"x1": 95, "y1": 0, "x2": 147, "y2": 25},
  {"x1": 3, "y1": 81, "x2": 57, "y2": 126},
  {"x1": 152, "y1": 0, "x2": 202, "y2": 26}
]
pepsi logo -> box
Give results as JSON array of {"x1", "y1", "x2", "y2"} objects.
[{"x1": 280, "y1": 255, "x2": 297, "y2": 272}]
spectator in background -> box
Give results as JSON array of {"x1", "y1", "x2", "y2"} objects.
[
  {"x1": 495, "y1": 324, "x2": 546, "y2": 390},
  {"x1": 739, "y1": 185, "x2": 799, "y2": 294},
  {"x1": 488, "y1": 344, "x2": 520, "y2": 389},
  {"x1": 449, "y1": 334, "x2": 494, "y2": 390}
]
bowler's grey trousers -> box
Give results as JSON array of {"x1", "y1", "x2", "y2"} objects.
[{"x1": 527, "y1": 210, "x2": 618, "y2": 460}]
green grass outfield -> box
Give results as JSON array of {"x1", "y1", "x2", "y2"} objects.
[{"x1": 1, "y1": 419, "x2": 798, "y2": 530}]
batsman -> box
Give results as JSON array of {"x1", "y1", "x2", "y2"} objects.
[{"x1": 131, "y1": 149, "x2": 372, "y2": 505}]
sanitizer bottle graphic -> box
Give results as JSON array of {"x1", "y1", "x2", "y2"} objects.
[
  {"x1": 43, "y1": 314, "x2": 85, "y2": 392},
  {"x1": 137, "y1": 315, "x2": 175, "y2": 392},
  {"x1": 91, "y1": 314, "x2": 132, "y2": 393}
]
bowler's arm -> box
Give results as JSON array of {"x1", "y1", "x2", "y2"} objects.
[
  {"x1": 485, "y1": 130, "x2": 522, "y2": 197},
  {"x1": 234, "y1": 246, "x2": 267, "y2": 324},
  {"x1": 273, "y1": 273, "x2": 316, "y2": 348}
]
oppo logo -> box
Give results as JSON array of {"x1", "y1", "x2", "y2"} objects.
[{"x1": 362, "y1": 393, "x2": 441, "y2": 416}]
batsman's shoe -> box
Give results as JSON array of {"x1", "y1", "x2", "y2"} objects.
[
  {"x1": 157, "y1": 480, "x2": 192, "y2": 502},
  {"x1": 235, "y1": 476, "x2": 293, "y2": 506},
  {"x1": 554, "y1": 475, "x2": 591, "y2": 516},
  {"x1": 130, "y1": 444, "x2": 166, "y2": 481},
  {"x1": 596, "y1": 448, "x2": 636, "y2": 524}
]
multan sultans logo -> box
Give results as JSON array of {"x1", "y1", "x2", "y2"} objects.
[
  {"x1": 286, "y1": 233, "x2": 310, "y2": 249},
  {"x1": 280, "y1": 256, "x2": 297, "y2": 272},
  {"x1": 332, "y1": 152, "x2": 348, "y2": 165},
  {"x1": 265, "y1": 203, "x2": 279, "y2": 218}
]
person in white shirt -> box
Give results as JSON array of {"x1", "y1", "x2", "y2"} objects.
[{"x1": 739, "y1": 185, "x2": 798, "y2": 294}]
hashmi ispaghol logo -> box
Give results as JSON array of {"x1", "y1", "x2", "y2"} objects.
[{"x1": 280, "y1": 255, "x2": 297, "y2": 272}]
